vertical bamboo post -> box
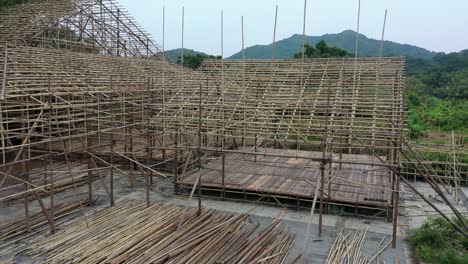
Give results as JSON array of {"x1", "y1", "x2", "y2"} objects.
[
  {"x1": 129, "y1": 103, "x2": 134, "y2": 188},
  {"x1": 272, "y1": 5, "x2": 278, "y2": 63},
  {"x1": 85, "y1": 88, "x2": 93, "y2": 203},
  {"x1": 67, "y1": 94, "x2": 72, "y2": 152},
  {"x1": 161, "y1": 6, "x2": 167, "y2": 160},
  {"x1": 319, "y1": 80, "x2": 332, "y2": 237},
  {"x1": 0, "y1": 99, "x2": 5, "y2": 164},
  {"x1": 221, "y1": 10, "x2": 226, "y2": 198},
  {"x1": 47, "y1": 73, "x2": 55, "y2": 220},
  {"x1": 110, "y1": 77, "x2": 115, "y2": 207},
  {"x1": 272, "y1": 6, "x2": 279, "y2": 149},
  {"x1": 379, "y1": 9, "x2": 388, "y2": 58},
  {"x1": 241, "y1": 16, "x2": 246, "y2": 150},
  {"x1": 149, "y1": 78, "x2": 154, "y2": 186},
  {"x1": 198, "y1": 83, "x2": 203, "y2": 215},
  {"x1": 348, "y1": 0, "x2": 361, "y2": 154},
  {"x1": 146, "y1": 77, "x2": 151, "y2": 208},
  {"x1": 122, "y1": 84, "x2": 131, "y2": 186},
  {"x1": 174, "y1": 126, "x2": 179, "y2": 193},
  {"x1": 175, "y1": 6, "x2": 185, "y2": 195},
  {"x1": 451, "y1": 130, "x2": 459, "y2": 200},
  {"x1": 87, "y1": 151, "x2": 93, "y2": 203},
  {"x1": 1, "y1": 45, "x2": 7, "y2": 101},
  {"x1": 20, "y1": 96, "x2": 31, "y2": 233},
  {"x1": 22, "y1": 151, "x2": 31, "y2": 233},
  {"x1": 392, "y1": 66, "x2": 405, "y2": 248},
  {"x1": 197, "y1": 168, "x2": 202, "y2": 216},
  {"x1": 181, "y1": 7, "x2": 185, "y2": 68},
  {"x1": 254, "y1": 85, "x2": 259, "y2": 163},
  {"x1": 298, "y1": 0, "x2": 308, "y2": 154}
]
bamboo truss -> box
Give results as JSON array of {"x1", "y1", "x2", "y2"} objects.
[
  {"x1": 0, "y1": 0, "x2": 163, "y2": 59},
  {"x1": 155, "y1": 58, "x2": 405, "y2": 151}
]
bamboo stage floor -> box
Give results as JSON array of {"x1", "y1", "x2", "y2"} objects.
[{"x1": 178, "y1": 148, "x2": 393, "y2": 211}]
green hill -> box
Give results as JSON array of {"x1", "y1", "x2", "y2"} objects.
[
  {"x1": 163, "y1": 49, "x2": 211, "y2": 63},
  {"x1": 228, "y1": 30, "x2": 437, "y2": 60}
]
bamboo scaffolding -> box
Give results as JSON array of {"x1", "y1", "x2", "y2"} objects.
[
  {"x1": 0, "y1": 0, "x2": 163, "y2": 59},
  {"x1": 0, "y1": 1, "x2": 465, "y2": 259}
]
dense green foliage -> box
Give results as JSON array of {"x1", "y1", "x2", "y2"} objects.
[
  {"x1": 228, "y1": 30, "x2": 436, "y2": 60},
  {"x1": 176, "y1": 53, "x2": 221, "y2": 70},
  {"x1": 0, "y1": 0, "x2": 29, "y2": 10},
  {"x1": 408, "y1": 217, "x2": 468, "y2": 263},
  {"x1": 406, "y1": 50, "x2": 468, "y2": 138},
  {"x1": 293, "y1": 41, "x2": 349, "y2": 59}
]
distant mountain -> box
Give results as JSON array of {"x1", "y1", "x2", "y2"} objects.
[
  {"x1": 163, "y1": 48, "x2": 210, "y2": 63},
  {"x1": 228, "y1": 30, "x2": 437, "y2": 60}
]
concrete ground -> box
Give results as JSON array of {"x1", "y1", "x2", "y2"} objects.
[
  {"x1": 400, "y1": 181, "x2": 468, "y2": 228},
  {"x1": 0, "y1": 173, "x2": 417, "y2": 263}
]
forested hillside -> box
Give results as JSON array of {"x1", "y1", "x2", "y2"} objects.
[
  {"x1": 228, "y1": 30, "x2": 437, "y2": 60},
  {"x1": 163, "y1": 48, "x2": 212, "y2": 63},
  {"x1": 406, "y1": 51, "x2": 468, "y2": 138}
]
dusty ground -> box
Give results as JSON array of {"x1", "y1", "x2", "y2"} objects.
[{"x1": 3, "y1": 170, "x2": 460, "y2": 263}]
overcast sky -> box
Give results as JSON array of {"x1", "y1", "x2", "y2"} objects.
[{"x1": 118, "y1": 0, "x2": 467, "y2": 57}]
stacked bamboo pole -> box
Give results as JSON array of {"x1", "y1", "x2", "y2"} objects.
[
  {"x1": 15, "y1": 200, "x2": 295, "y2": 264},
  {"x1": 0, "y1": 199, "x2": 91, "y2": 241},
  {"x1": 326, "y1": 227, "x2": 391, "y2": 264}
]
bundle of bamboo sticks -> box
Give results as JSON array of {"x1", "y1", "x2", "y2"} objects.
[
  {"x1": 0, "y1": 199, "x2": 90, "y2": 241},
  {"x1": 17, "y1": 200, "x2": 294, "y2": 263},
  {"x1": 326, "y1": 227, "x2": 391, "y2": 264}
]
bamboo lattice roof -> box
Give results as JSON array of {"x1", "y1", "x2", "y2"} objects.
[{"x1": 0, "y1": 0, "x2": 163, "y2": 59}]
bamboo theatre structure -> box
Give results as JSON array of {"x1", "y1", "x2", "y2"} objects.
[{"x1": 0, "y1": 0, "x2": 467, "y2": 261}]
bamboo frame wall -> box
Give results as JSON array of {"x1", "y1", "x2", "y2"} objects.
[
  {"x1": 402, "y1": 135, "x2": 467, "y2": 201},
  {"x1": 146, "y1": 58, "x2": 405, "y2": 217},
  {"x1": 0, "y1": 0, "x2": 163, "y2": 59},
  {"x1": 155, "y1": 58, "x2": 405, "y2": 152},
  {"x1": 0, "y1": 43, "x2": 195, "y2": 233}
]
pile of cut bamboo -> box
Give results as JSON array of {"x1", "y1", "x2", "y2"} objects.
[
  {"x1": 0, "y1": 199, "x2": 90, "y2": 240},
  {"x1": 18, "y1": 200, "x2": 294, "y2": 263},
  {"x1": 326, "y1": 227, "x2": 391, "y2": 264}
]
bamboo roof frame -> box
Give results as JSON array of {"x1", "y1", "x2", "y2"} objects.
[
  {"x1": 152, "y1": 58, "x2": 407, "y2": 158},
  {"x1": 0, "y1": 0, "x2": 163, "y2": 59}
]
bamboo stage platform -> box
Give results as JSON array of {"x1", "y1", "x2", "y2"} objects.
[{"x1": 178, "y1": 148, "x2": 393, "y2": 213}]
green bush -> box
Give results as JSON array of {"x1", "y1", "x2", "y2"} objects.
[
  {"x1": 406, "y1": 50, "x2": 468, "y2": 138},
  {"x1": 408, "y1": 217, "x2": 468, "y2": 263}
]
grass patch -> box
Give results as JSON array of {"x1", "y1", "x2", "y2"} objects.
[{"x1": 408, "y1": 217, "x2": 468, "y2": 263}]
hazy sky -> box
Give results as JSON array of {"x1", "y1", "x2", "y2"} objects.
[{"x1": 119, "y1": 0, "x2": 467, "y2": 57}]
